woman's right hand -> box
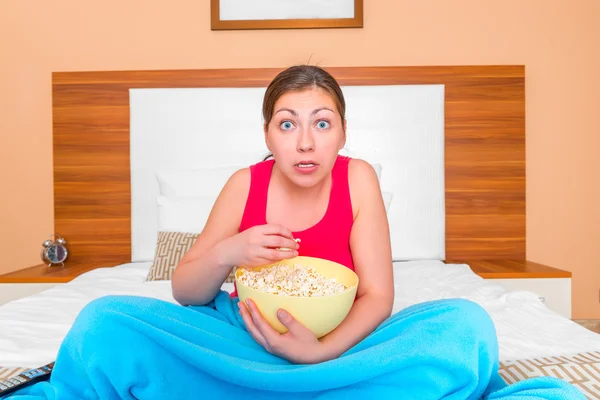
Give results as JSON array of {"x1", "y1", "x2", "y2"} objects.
[{"x1": 217, "y1": 224, "x2": 300, "y2": 269}]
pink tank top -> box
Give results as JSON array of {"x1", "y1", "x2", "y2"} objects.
[{"x1": 231, "y1": 155, "x2": 355, "y2": 297}]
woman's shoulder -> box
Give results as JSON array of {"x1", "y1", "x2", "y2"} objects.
[
  {"x1": 228, "y1": 166, "x2": 250, "y2": 182},
  {"x1": 346, "y1": 158, "x2": 381, "y2": 218},
  {"x1": 336, "y1": 155, "x2": 377, "y2": 176},
  {"x1": 347, "y1": 158, "x2": 379, "y2": 182},
  {"x1": 219, "y1": 167, "x2": 251, "y2": 201},
  {"x1": 224, "y1": 156, "x2": 276, "y2": 194}
]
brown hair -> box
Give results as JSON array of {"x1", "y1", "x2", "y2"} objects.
[{"x1": 262, "y1": 65, "x2": 346, "y2": 161}]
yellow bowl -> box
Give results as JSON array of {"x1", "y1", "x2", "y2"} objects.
[{"x1": 235, "y1": 256, "x2": 359, "y2": 338}]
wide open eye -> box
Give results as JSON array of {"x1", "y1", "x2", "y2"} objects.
[
  {"x1": 316, "y1": 120, "x2": 330, "y2": 129},
  {"x1": 280, "y1": 121, "x2": 294, "y2": 130}
]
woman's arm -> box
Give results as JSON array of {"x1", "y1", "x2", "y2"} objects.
[
  {"x1": 171, "y1": 168, "x2": 250, "y2": 306},
  {"x1": 319, "y1": 159, "x2": 395, "y2": 360}
]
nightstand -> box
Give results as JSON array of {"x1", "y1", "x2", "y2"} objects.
[
  {"x1": 447, "y1": 260, "x2": 572, "y2": 319},
  {"x1": 0, "y1": 261, "x2": 121, "y2": 305}
]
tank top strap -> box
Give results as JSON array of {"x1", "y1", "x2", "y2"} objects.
[
  {"x1": 239, "y1": 159, "x2": 274, "y2": 232},
  {"x1": 327, "y1": 155, "x2": 353, "y2": 223},
  {"x1": 240, "y1": 155, "x2": 352, "y2": 233}
]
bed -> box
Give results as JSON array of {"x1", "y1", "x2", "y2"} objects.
[{"x1": 1, "y1": 65, "x2": 599, "y2": 398}]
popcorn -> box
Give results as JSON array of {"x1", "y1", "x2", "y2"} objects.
[
  {"x1": 276, "y1": 238, "x2": 301, "y2": 252},
  {"x1": 237, "y1": 263, "x2": 348, "y2": 297}
]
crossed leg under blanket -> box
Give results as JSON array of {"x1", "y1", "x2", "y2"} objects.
[{"x1": 3, "y1": 291, "x2": 585, "y2": 399}]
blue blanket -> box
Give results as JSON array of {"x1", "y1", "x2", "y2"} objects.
[{"x1": 4, "y1": 292, "x2": 584, "y2": 399}]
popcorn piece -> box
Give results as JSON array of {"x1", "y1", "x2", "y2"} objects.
[
  {"x1": 237, "y1": 263, "x2": 348, "y2": 297},
  {"x1": 276, "y1": 238, "x2": 302, "y2": 252}
]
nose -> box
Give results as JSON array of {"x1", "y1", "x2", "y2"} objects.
[{"x1": 296, "y1": 128, "x2": 315, "y2": 153}]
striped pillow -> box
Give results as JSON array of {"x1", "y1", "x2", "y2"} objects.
[
  {"x1": 146, "y1": 231, "x2": 235, "y2": 282},
  {"x1": 498, "y1": 351, "x2": 600, "y2": 399}
]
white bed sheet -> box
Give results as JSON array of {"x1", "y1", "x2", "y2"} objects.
[{"x1": 1, "y1": 260, "x2": 599, "y2": 369}]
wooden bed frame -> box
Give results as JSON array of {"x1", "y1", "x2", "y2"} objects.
[
  {"x1": 50, "y1": 65, "x2": 526, "y2": 265},
  {"x1": 1, "y1": 64, "x2": 573, "y2": 305}
]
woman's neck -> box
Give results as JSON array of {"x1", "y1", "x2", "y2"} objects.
[{"x1": 271, "y1": 164, "x2": 331, "y2": 203}]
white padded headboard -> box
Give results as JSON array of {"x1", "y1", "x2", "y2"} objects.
[{"x1": 130, "y1": 84, "x2": 445, "y2": 262}]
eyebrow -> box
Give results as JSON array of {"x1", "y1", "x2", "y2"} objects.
[{"x1": 274, "y1": 107, "x2": 334, "y2": 117}]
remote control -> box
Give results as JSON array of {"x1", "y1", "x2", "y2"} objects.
[{"x1": 0, "y1": 362, "x2": 54, "y2": 397}]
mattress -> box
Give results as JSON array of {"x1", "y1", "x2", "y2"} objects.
[{"x1": 1, "y1": 260, "x2": 599, "y2": 397}]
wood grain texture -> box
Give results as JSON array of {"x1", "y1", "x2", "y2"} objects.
[
  {"x1": 572, "y1": 320, "x2": 600, "y2": 334},
  {"x1": 0, "y1": 261, "x2": 124, "y2": 283},
  {"x1": 210, "y1": 0, "x2": 363, "y2": 31},
  {"x1": 52, "y1": 65, "x2": 525, "y2": 263},
  {"x1": 446, "y1": 260, "x2": 572, "y2": 279}
]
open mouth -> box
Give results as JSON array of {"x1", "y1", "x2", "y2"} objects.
[{"x1": 296, "y1": 163, "x2": 316, "y2": 168}]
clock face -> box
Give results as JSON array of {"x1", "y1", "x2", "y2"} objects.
[{"x1": 47, "y1": 245, "x2": 67, "y2": 263}]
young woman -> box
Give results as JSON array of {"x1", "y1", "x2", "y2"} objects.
[
  {"x1": 170, "y1": 64, "x2": 395, "y2": 364},
  {"x1": 5, "y1": 66, "x2": 584, "y2": 400}
]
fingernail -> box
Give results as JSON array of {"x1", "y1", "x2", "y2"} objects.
[{"x1": 277, "y1": 309, "x2": 287, "y2": 319}]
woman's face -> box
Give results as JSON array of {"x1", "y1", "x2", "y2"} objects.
[{"x1": 265, "y1": 87, "x2": 346, "y2": 188}]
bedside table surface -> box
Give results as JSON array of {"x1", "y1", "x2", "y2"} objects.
[
  {"x1": 0, "y1": 260, "x2": 129, "y2": 283},
  {"x1": 446, "y1": 260, "x2": 572, "y2": 279},
  {"x1": 0, "y1": 259, "x2": 571, "y2": 283}
]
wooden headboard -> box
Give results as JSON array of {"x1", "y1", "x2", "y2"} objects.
[{"x1": 52, "y1": 66, "x2": 525, "y2": 264}]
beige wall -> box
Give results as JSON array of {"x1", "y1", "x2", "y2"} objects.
[{"x1": 1, "y1": 0, "x2": 598, "y2": 318}]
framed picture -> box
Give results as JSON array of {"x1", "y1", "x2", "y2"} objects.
[{"x1": 210, "y1": 0, "x2": 363, "y2": 31}]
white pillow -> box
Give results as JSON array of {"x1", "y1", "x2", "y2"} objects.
[
  {"x1": 158, "y1": 191, "x2": 392, "y2": 236},
  {"x1": 157, "y1": 195, "x2": 217, "y2": 233},
  {"x1": 382, "y1": 191, "x2": 393, "y2": 212},
  {"x1": 156, "y1": 165, "x2": 244, "y2": 197},
  {"x1": 371, "y1": 163, "x2": 382, "y2": 181},
  {"x1": 155, "y1": 160, "x2": 391, "y2": 236},
  {"x1": 156, "y1": 162, "x2": 384, "y2": 198}
]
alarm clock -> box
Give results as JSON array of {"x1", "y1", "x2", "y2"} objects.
[{"x1": 41, "y1": 234, "x2": 68, "y2": 266}]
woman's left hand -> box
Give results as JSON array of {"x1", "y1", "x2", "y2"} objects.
[{"x1": 238, "y1": 299, "x2": 329, "y2": 364}]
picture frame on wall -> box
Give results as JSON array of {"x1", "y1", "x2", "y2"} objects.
[{"x1": 210, "y1": 0, "x2": 363, "y2": 31}]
